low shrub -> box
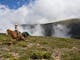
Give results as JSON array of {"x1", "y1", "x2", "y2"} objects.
[{"x1": 30, "y1": 50, "x2": 52, "y2": 59}]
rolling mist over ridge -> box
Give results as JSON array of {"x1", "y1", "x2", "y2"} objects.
[{"x1": 21, "y1": 18, "x2": 80, "y2": 39}]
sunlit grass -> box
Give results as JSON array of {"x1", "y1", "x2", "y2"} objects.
[{"x1": 0, "y1": 34, "x2": 80, "y2": 60}]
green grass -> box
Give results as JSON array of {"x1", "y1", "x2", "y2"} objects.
[{"x1": 0, "y1": 35, "x2": 80, "y2": 60}]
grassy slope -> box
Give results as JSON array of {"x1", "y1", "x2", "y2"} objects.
[{"x1": 0, "y1": 35, "x2": 80, "y2": 60}]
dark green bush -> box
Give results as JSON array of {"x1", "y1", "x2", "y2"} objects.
[{"x1": 30, "y1": 50, "x2": 52, "y2": 59}]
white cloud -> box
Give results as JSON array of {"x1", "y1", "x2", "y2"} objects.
[
  {"x1": 32, "y1": 0, "x2": 80, "y2": 21},
  {"x1": 0, "y1": 5, "x2": 29, "y2": 32},
  {"x1": 0, "y1": 0, "x2": 80, "y2": 33}
]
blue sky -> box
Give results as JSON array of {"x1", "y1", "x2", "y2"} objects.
[
  {"x1": 0, "y1": 0, "x2": 80, "y2": 33},
  {"x1": 0, "y1": 0, "x2": 35, "y2": 9}
]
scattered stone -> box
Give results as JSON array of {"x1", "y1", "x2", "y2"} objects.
[
  {"x1": 1, "y1": 47, "x2": 10, "y2": 51},
  {"x1": 36, "y1": 43, "x2": 41, "y2": 47},
  {"x1": 0, "y1": 42, "x2": 2, "y2": 45},
  {"x1": 9, "y1": 52, "x2": 19, "y2": 59},
  {"x1": 52, "y1": 48, "x2": 61, "y2": 60},
  {"x1": 27, "y1": 43, "x2": 34, "y2": 48},
  {"x1": 72, "y1": 47, "x2": 78, "y2": 50}
]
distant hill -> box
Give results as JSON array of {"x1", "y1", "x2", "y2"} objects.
[
  {"x1": 21, "y1": 18, "x2": 80, "y2": 39},
  {"x1": 50, "y1": 18, "x2": 80, "y2": 39}
]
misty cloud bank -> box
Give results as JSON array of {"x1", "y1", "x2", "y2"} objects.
[
  {"x1": 21, "y1": 22, "x2": 80, "y2": 39},
  {"x1": 0, "y1": 0, "x2": 80, "y2": 38}
]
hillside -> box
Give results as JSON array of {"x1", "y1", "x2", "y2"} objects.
[
  {"x1": 0, "y1": 34, "x2": 80, "y2": 60},
  {"x1": 20, "y1": 18, "x2": 80, "y2": 39},
  {"x1": 41, "y1": 18, "x2": 80, "y2": 39}
]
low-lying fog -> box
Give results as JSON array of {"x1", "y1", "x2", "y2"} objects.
[{"x1": 21, "y1": 21, "x2": 80, "y2": 39}]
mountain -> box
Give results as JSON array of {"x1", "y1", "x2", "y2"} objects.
[{"x1": 21, "y1": 18, "x2": 80, "y2": 39}]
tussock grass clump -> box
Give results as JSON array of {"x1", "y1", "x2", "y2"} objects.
[{"x1": 30, "y1": 50, "x2": 52, "y2": 59}]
